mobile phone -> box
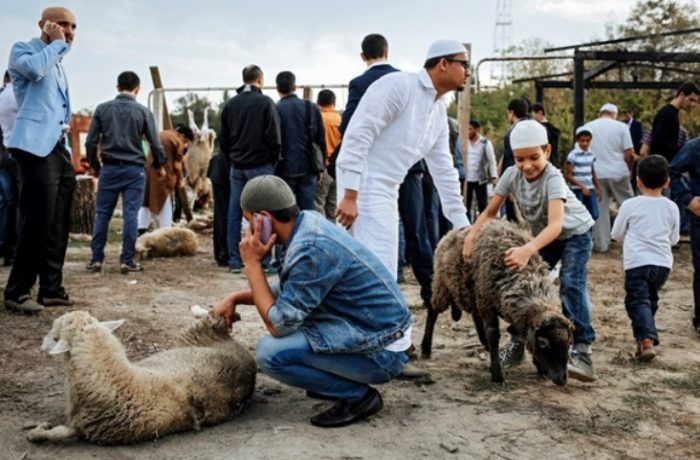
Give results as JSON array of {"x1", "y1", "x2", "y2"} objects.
[{"x1": 254, "y1": 213, "x2": 272, "y2": 244}]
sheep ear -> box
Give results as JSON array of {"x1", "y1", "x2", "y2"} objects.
[
  {"x1": 49, "y1": 339, "x2": 71, "y2": 355},
  {"x1": 41, "y1": 334, "x2": 56, "y2": 352},
  {"x1": 537, "y1": 336, "x2": 550, "y2": 349},
  {"x1": 101, "y1": 319, "x2": 125, "y2": 332}
]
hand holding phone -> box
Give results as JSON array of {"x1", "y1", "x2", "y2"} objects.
[
  {"x1": 42, "y1": 20, "x2": 65, "y2": 42},
  {"x1": 254, "y1": 213, "x2": 272, "y2": 245}
]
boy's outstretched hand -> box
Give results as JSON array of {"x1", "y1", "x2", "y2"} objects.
[{"x1": 504, "y1": 244, "x2": 536, "y2": 271}]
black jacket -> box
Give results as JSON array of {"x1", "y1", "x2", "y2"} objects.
[
  {"x1": 220, "y1": 85, "x2": 281, "y2": 168},
  {"x1": 339, "y1": 63, "x2": 399, "y2": 135},
  {"x1": 650, "y1": 104, "x2": 680, "y2": 161}
]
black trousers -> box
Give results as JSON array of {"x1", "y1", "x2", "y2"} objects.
[
  {"x1": 398, "y1": 172, "x2": 434, "y2": 304},
  {"x1": 5, "y1": 144, "x2": 76, "y2": 300},
  {"x1": 465, "y1": 181, "x2": 488, "y2": 223},
  {"x1": 212, "y1": 181, "x2": 230, "y2": 265},
  {"x1": 2, "y1": 157, "x2": 19, "y2": 263}
]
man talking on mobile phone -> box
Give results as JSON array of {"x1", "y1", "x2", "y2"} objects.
[
  {"x1": 4, "y1": 7, "x2": 77, "y2": 313},
  {"x1": 210, "y1": 175, "x2": 411, "y2": 428}
]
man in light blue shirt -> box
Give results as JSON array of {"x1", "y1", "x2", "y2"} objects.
[
  {"x1": 4, "y1": 7, "x2": 77, "y2": 313},
  {"x1": 211, "y1": 175, "x2": 411, "y2": 428}
]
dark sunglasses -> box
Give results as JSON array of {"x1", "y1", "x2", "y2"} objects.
[{"x1": 445, "y1": 58, "x2": 470, "y2": 70}]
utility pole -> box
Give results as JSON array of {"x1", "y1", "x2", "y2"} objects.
[{"x1": 492, "y1": 0, "x2": 513, "y2": 85}]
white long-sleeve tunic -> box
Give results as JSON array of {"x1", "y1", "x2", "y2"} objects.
[{"x1": 336, "y1": 69, "x2": 469, "y2": 278}]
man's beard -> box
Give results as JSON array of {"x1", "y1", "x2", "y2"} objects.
[{"x1": 456, "y1": 84, "x2": 465, "y2": 92}]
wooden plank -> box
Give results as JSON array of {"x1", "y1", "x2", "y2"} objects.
[{"x1": 149, "y1": 66, "x2": 172, "y2": 130}]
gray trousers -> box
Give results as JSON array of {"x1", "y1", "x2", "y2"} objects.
[
  {"x1": 593, "y1": 176, "x2": 634, "y2": 252},
  {"x1": 314, "y1": 171, "x2": 336, "y2": 220}
]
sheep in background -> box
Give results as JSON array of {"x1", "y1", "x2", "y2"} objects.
[
  {"x1": 422, "y1": 220, "x2": 573, "y2": 385},
  {"x1": 184, "y1": 129, "x2": 216, "y2": 210},
  {"x1": 135, "y1": 227, "x2": 198, "y2": 258},
  {"x1": 27, "y1": 311, "x2": 256, "y2": 445}
]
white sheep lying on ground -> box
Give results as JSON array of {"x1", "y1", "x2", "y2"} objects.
[
  {"x1": 27, "y1": 311, "x2": 256, "y2": 444},
  {"x1": 135, "y1": 227, "x2": 198, "y2": 258}
]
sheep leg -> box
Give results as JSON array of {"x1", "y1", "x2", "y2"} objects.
[
  {"x1": 420, "y1": 307, "x2": 440, "y2": 359},
  {"x1": 27, "y1": 422, "x2": 80, "y2": 443},
  {"x1": 486, "y1": 318, "x2": 504, "y2": 383},
  {"x1": 471, "y1": 311, "x2": 489, "y2": 350}
]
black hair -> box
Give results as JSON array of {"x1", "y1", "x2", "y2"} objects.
[
  {"x1": 3, "y1": 71, "x2": 9, "y2": 81},
  {"x1": 575, "y1": 129, "x2": 592, "y2": 140},
  {"x1": 676, "y1": 81, "x2": 700, "y2": 97},
  {"x1": 507, "y1": 99, "x2": 528, "y2": 119},
  {"x1": 317, "y1": 89, "x2": 336, "y2": 107},
  {"x1": 276, "y1": 71, "x2": 295, "y2": 95},
  {"x1": 469, "y1": 119, "x2": 481, "y2": 128},
  {"x1": 361, "y1": 34, "x2": 388, "y2": 60},
  {"x1": 637, "y1": 154, "x2": 669, "y2": 189},
  {"x1": 117, "y1": 71, "x2": 140, "y2": 91},
  {"x1": 175, "y1": 125, "x2": 195, "y2": 142},
  {"x1": 532, "y1": 102, "x2": 546, "y2": 115},
  {"x1": 242, "y1": 65, "x2": 263, "y2": 84},
  {"x1": 270, "y1": 204, "x2": 300, "y2": 222}
]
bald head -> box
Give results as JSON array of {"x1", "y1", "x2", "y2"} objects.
[{"x1": 39, "y1": 7, "x2": 77, "y2": 44}]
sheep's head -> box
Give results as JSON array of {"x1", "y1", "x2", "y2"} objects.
[
  {"x1": 40, "y1": 311, "x2": 125, "y2": 356},
  {"x1": 528, "y1": 312, "x2": 574, "y2": 386}
]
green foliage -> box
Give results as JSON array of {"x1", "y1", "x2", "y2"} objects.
[{"x1": 462, "y1": 0, "x2": 700, "y2": 161}]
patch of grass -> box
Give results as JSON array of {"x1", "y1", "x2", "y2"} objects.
[
  {"x1": 662, "y1": 373, "x2": 700, "y2": 393},
  {"x1": 622, "y1": 393, "x2": 657, "y2": 412}
]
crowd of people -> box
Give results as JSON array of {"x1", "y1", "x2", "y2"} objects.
[{"x1": 1, "y1": 6, "x2": 699, "y2": 430}]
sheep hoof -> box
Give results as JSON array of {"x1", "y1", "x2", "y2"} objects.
[
  {"x1": 26, "y1": 422, "x2": 52, "y2": 442},
  {"x1": 491, "y1": 375, "x2": 504, "y2": 384}
]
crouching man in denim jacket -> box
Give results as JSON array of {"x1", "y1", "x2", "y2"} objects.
[{"x1": 211, "y1": 175, "x2": 411, "y2": 428}]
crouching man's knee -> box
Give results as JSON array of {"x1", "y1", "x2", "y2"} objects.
[{"x1": 255, "y1": 335, "x2": 284, "y2": 374}]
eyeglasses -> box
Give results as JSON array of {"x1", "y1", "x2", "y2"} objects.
[{"x1": 445, "y1": 58, "x2": 470, "y2": 70}]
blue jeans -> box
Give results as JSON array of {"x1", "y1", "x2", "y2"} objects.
[
  {"x1": 282, "y1": 175, "x2": 317, "y2": 211},
  {"x1": 227, "y1": 164, "x2": 274, "y2": 268},
  {"x1": 624, "y1": 265, "x2": 670, "y2": 344},
  {"x1": 256, "y1": 330, "x2": 408, "y2": 401},
  {"x1": 539, "y1": 230, "x2": 596, "y2": 345},
  {"x1": 573, "y1": 189, "x2": 599, "y2": 221},
  {"x1": 0, "y1": 168, "x2": 12, "y2": 248},
  {"x1": 690, "y1": 215, "x2": 700, "y2": 328},
  {"x1": 91, "y1": 163, "x2": 145, "y2": 265}
]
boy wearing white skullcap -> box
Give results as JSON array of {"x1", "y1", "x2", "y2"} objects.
[{"x1": 463, "y1": 119, "x2": 598, "y2": 382}]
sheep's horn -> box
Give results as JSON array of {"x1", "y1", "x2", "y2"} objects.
[
  {"x1": 200, "y1": 109, "x2": 210, "y2": 141},
  {"x1": 187, "y1": 109, "x2": 199, "y2": 133},
  {"x1": 49, "y1": 339, "x2": 71, "y2": 355},
  {"x1": 100, "y1": 319, "x2": 125, "y2": 332}
]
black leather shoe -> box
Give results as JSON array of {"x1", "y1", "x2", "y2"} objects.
[
  {"x1": 37, "y1": 289, "x2": 74, "y2": 307},
  {"x1": 309, "y1": 387, "x2": 383, "y2": 428},
  {"x1": 306, "y1": 390, "x2": 338, "y2": 401}
]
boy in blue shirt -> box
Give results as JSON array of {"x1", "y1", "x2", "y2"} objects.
[
  {"x1": 612, "y1": 155, "x2": 679, "y2": 360},
  {"x1": 463, "y1": 120, "x2": 597, "y2": 382},
  {"x1": 565, "y1": 127, "x2": 601, "y2": 220}
]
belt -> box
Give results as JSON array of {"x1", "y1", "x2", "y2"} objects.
[{"x1": 102, "y1": 158, "x2": 142, "y2": 166}]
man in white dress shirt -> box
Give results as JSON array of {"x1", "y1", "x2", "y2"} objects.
[{"x1": 335, "y1": 40, "x2": 470, "y2": 279}]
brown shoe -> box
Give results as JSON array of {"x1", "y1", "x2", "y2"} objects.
[
  {"x1": 4, "y1": 295, "x2": 44, "y2": 314},
  {"x1": 635, "y1": 338, "x2": 656, "y2": 362}
]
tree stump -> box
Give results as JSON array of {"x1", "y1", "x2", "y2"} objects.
[{"x1": 70, "y1": 174, "x2": 96, "y2": 235}]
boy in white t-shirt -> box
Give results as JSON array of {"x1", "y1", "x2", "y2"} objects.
[{"x1": 611, "y1": 155, "x2": 680, "y2": 361}]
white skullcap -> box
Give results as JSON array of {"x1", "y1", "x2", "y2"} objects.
[
  {"x1": 510, "y1": 120, "x2": 549, "y2": 150},
  {"x1": 575, "y1": 126, "x2": 593, "y2": 137},
  {"x1": 425, "y1": 40, "x2": 466, "y2": 60},
  {"x1": 599, "y1": 103, "x2": 618, "y2": 114}
]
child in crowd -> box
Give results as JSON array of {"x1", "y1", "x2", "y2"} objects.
[
  {"x1": 611, "y1": 155, "x2": 680, "y2": 361},
  {"x1": 565, "y1": 127, "x2": 601, "y2": 220},
  {"x1": 462, "y1": 120, "x2": 597, "y2": 382}
]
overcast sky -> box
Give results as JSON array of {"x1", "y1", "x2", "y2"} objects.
[{"x1": 1, "y1": 0, "x2": 639, "y2": 112}]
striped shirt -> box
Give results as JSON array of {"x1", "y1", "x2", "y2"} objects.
[
  {"x1": 566, "y1": 149, "x2": 596, "y2": 190},
  {"x1": 85, "y1": 94, "x2": 166, "y2": 170}
]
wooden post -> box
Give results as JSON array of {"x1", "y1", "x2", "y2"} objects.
[
  {"x1": 70, "y1": 175, "x2": 96, "y2": 235},
  {"x1": 458, "y1": 43, "x2": 472, "y2": 202},
  {"x1": 573, "y1": 51, "x2": 585, "y2": 134},
  {"x1": 302, "y1": 86, "x2": 313, "y2": 101},
  {"x1": 150, "y1": 66, "x2": 173, "y2": 131}
]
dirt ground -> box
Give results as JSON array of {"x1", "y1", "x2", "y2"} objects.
[{"x1": 1, "y1": 219, "x2": 699, "y2": 460}]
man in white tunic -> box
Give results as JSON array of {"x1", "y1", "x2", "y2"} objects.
[{"x1": 335, "y1": 40, "x2": 470, "y2": 278}]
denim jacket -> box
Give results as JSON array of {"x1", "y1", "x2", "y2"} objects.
[
  {"x1": 669, "y1": 137, "x2": 700, "y2": 210},
  {"x1": 267, "y1": 211, "x2": 412, "y2": 354}
]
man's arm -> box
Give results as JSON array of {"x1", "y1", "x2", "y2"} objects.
[
  {"x1": 669, "y1": 140, "x2": 698, "y2": 210},
  {"x1": 335, "y1": 74, "x2": 407, "y2": 228},
  {"x1": 84, "y1": 108, "x2": 102, "y2": 172},
  {"x1": 650, "y1": 108, "x2": 679, "y2": 158},
  {"x1": 485, "y1": 140, "x2": 497, "y2": 182},
  {"x1": 424, "y1": 119, "x2": 469, "y2": 229},
  {"x1": 313, "y1": 105, "x2": 327, "y2": 156},
  {"x1": 10, "y1": 40, "x2": 69, "y2": 81},
  {"x1": 264, "y1": 99, "x2": 282, "y2": 164},
  {"x1": 144, "y1": 111, "x2": 167, "y2": 169},
  {"x1": 339, "y1": 78, "x2": 361, "y2": 135}
]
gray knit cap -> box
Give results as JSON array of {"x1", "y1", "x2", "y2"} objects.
[{"x1": 240, "y1": 175, "x2": 297, "y2": 212}]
